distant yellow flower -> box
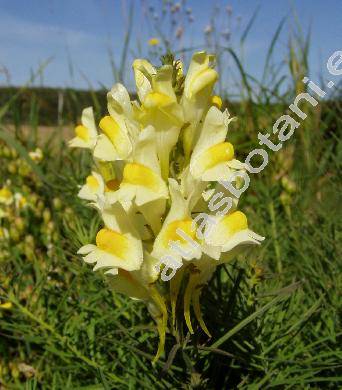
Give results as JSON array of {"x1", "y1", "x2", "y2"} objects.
[
  {"x1": 14, "y1": 193, "x2": 28, "y2": 209},
  {"x1": 69, "y1": 107, "x2": 98, "y2": 149},
  {"x1": 0, "y1": 187, "x2": 13, "y2": 205},
  {"x1": 0, "y1": 227, "x2": 8, "y2": 239},
  {"x1": 148, "y1": 37, "x2": 160, "y2": 46},
  {"x1": 0, "y1": 301, "x2": 12, "y2": 310},
  {"x1": 29, "y1": 148, "x2": 43, "y2": 162}
]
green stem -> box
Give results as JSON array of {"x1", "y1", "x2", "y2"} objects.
[
  {"x1": 9, "y1": 294, "x2": 125, "y2": 384},
  {"x1": 269, "y1": 202, "x2": 282, "y2": 274}
]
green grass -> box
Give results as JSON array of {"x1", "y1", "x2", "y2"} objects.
[{"x1": 0, "y1": 19, "x2": 341, "y2": 389}]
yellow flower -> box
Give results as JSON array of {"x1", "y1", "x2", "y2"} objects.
[
  {"x1": 93, "y1": 84, "x2": 138, "y2": 162},
  {"x1": 183, "y1": 52, "x2": 218, "y2": 99},
  {"x1": 152, "y1": 179, "x2": 201, "y2": 265},
  {"x1": 189, "y1": 107, "x2": 245, "y2": 181},
  {"x1": 28, "y1": 148, "x2": 43, "y2": 162},
  {"x1": 181, "y1": 52, "x2": 219, "y2": 159},
  {"x1": 14, "y1": 193, "x2": 28, "y2": 210},
  {"x1": 148, "y1": 37, "x2": 160, "y2": 46},
  {"x1": 78, "y1": 171, "x2": 105, "y2": 206},
  {"x1": 78, "y1": 204, "x2": 144, "y2": 274},
  {"x1": 69, "y1": 107, "x2": 98, "y2": 149},
  {"x1": 133, "y1": 62, "x2": 183, "y2": 178},
  {"x1": 204, "y1": 211, "x2": 264, "y2": 261},
  {"x1": 0, "y1": 301, "x2": 12, "y2": 310},
  {"x1": 0, "y1": 187, "x2": 13, "y2": 205},
  {"x1": 93, "y1": 115, "x2": 132, "y2": 162},
  {"x1": 0, "y1": 227, "x2": 9, "y2": 240}
]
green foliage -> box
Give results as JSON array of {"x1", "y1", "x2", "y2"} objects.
[{"x1": 0, "y1": 87, "x2": 108, "y2": 126}]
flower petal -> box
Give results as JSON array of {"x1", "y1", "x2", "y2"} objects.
[
  {"x1": 77, "y1": 244, "x2": 97, "y2": 255},
  {"x1": 81, "y1": 107, "x2": 97, "y2": 139},
  {"x1": 133, "y1": 59, "x2": 156, "y2": 102}
]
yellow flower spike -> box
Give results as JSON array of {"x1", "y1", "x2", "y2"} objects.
[
  {"x1": 211, "y1": 95, "x2": 222, "y2": 109},
  {"x1": 72, "y1": 51, "x2": 265, "y2": 361},
  {"x1": 170, "y1": 267, "x2": 185, "y2": 331},
  {"x1": 148, "y1": 37, "x2": 160, "y2": 46},
  {"x1": 192, "y1": 287, "x2": 211, "y2": 337},
  {"x1": 149, "y1": 285, "x2": 168, "y2": 363}
]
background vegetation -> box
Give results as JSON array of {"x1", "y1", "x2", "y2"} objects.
[{"x1": 0, "y1": 2, "x2": 341, "y2": 388}]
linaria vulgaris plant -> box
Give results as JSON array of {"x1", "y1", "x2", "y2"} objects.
[{"x1": 69, "y1": 51, "x2": 263, "y2": 361}]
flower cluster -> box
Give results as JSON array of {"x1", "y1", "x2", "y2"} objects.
[{"x1": 70, "y1": 52, "x2": 263, "y2": 361}]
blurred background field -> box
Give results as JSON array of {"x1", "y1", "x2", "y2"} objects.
[{"x1": 0, "y1": 1, "x2": 341, "y2": 389}]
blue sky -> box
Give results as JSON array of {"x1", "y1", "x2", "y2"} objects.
[{"x1": 0, "y1": 0, "x2": 341, "y2": 90}]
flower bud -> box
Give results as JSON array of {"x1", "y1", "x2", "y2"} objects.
[
  {"x1": 65, "y1": 207, "x2": 73, "y2": 216},
  {"x1": 280, "y1": 191, "x2": 292, "y2": 207},
  {"x1": 52, "y1": 197, "x2": 62, "y2": 211},
  {"x1": 25, "y1": 235, "x2": 35, "y2": 247},
  {"x1": 11, "y1": 148, "x2": 18, "y2": 159},
  {"x1": 14, "y1": 217, "x2": 25, "y2": 232},
  {"x1": 18, "y1": 161, "x2": 31, "y2": 177},
  {"x1": 29, "y1": 193, "x2": 39, "y2": 206},
  {"x1": 43, "y1": 208, "x2": 51, "y2": 223},
  {"x1": 24, "y1": 236, "x2": 35, "y2": 260},
  {"x1": 9, "y1": 227, "x2": 20, "y2": 242},
  {"x1": 10, "y1": 362, "x2": 19, "y2": 379},
  {"x1": 7, "y1": 161, "x2": 17, "y2": 174},
  {"x1": 3, "y1": 146, "x2": 11, "y2": 158},
  {"x1": 281, "y1": 176, "x2": 297, "y2": 194},
  {"x1": 28, "y1": 147, "x2": 43, "y2": 162},
  {"x1": 37, "y1": 200, "x2": 45, "y2": 212},
  {"x1": 0, "y1": 227, "x2": 8, "y2": 240},
  {"x1": 46, "y1": 221, "x2": 54, "y2": 232},
  {"x1": 184, "y1": 52, "x2": 218, "y2": 99}
]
